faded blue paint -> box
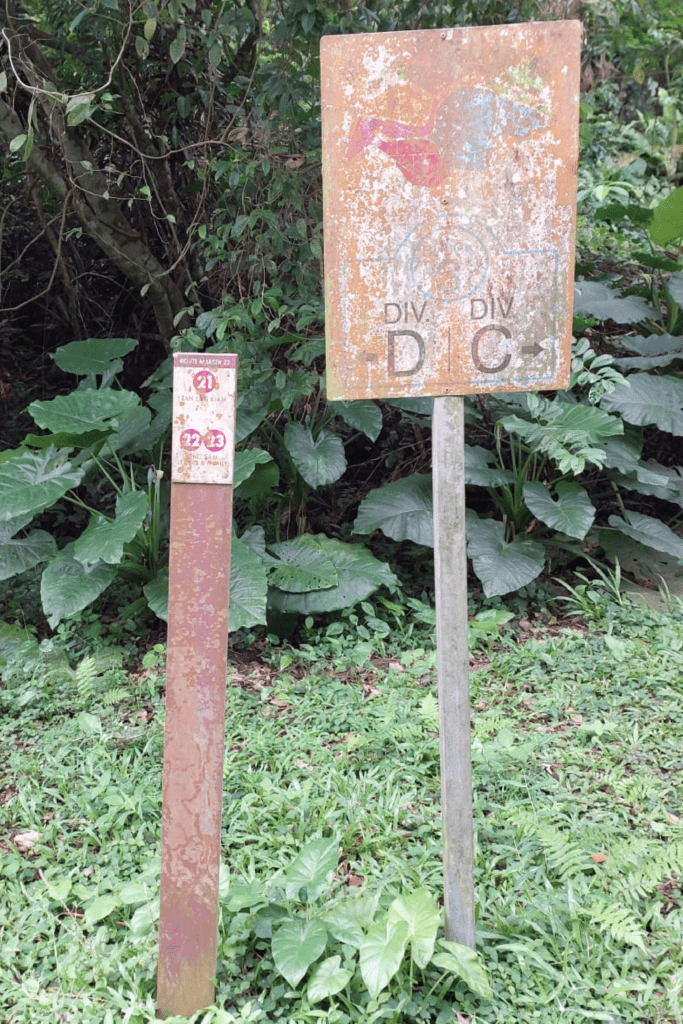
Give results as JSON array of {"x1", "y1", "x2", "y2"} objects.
[{"x1": 433, "y1": 88, "x2": 547, "y2": 175}]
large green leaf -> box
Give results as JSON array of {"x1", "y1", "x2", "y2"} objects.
[
  {"x1": 307, "y1": 955, "x2": 353, "y2": 1004},
  {"x1": 143, "y1": 567, "x2": 169, "y2": 620},
  {"x1": 607, "y1": 510, "x2": 683, "y2": 560},
  {"x1": 41, "y1": 544, "x2": 117, "y2": 628},
  {"x1": 29, "y1": 389, "x2": 141, "y2": 435},
  {"x1": 269, "y1": 536, "x2": 338, "y2": 593},
  {"x1": 234, "y1": 459, "x2": 279, "y2": 502},
  {"x1": 51, "y1": 337, "x2": 137, "y2": 377},
  {"x1": 431, "y1": 939, "x2": 493, "y2": 1000},
  {"x1": 612, "y1": 334, "x2": 683, "y2": 371},
  {"x1": 0, "y1": 447, "x2": 84, "y2": 523},
  {"x1": 649, "y1": 186, "x2": 683, "y2": 247},
  {"x1": 383, "y1": 397, "x2": 433, "y2": 417},
  {"x1": 84, "y1": 893, "x2": 120, "y2": 927},
  {"x1": 332, "y1": 400, "x2": 383, "y2": 442},
  {"x1": 0, "y1": 530, "x2": 57, "y2": 581},
  {"x1": 272, "y1": 918, "x2": 328, "y2": 988},
  {"x1": 573, "y1": 280, "x2": 656, "y2": 324},
  {"x1": 106, "y1": 406, "x2": 153, "y2": 455},
  {"x1": 23, "y1": 429, "x2": 111, "y2": 451},
  {"x1": 600, "y1": 531, "x2": 683, "y2": 590},
  {"x1": 522, "y1": 481, "x2": 595, "y2": 540},
  {"x1": 465, "y1": 446, "x2": 515, "y2": 488},
  {"x1": 235, "y1": 380, "x2": 275, "y2": 443},
  {"x1": 601, "y1": 374, "x2": 683, "y2": 436},
  {"x1": 323, "y1": 898, "x2": 378, "y2": 949},
  {"x1": 602, "y1": 433, "x2": 674, "y2": 499},
  {"x1": 268, "y1": 537, "x2": 397, "y2": 614},
  {"x1": 359, "y1": 917, "x2": 409, "y2": 999},
  {"x1": 229, "y1": 534, "x2": 268, "y2": 631},
  {"x1": 74, "y1": 491, "x2": 148, "y2": 565},
  {"x1": 354, "y1": 475, "x2": 433, "y2": 546},
  {"x1": 387, "y1": 888, "x2": 440, "y2": 970},
  {"x1": 234, "y1": 448, "x2": 273, "y2": 488},
  {"x1": 284, "y1": 837, "x2": 339, "y2": 902},
  {"x1": 466, "y1": 515, "x2": 545, "y2": 597},
  {"x1": 284, "y1": 423, "x2": 346, "y2": 488}
]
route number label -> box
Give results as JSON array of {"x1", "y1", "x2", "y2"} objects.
[
  {"x1": 321, "y1": 22, "x2": 581, "y2": 399},
  {"x1": 171, "y1": 354, "x2": 237, "y2": 484}
]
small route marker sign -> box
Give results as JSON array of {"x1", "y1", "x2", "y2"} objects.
[
  {"x1": 171, "y1": 355, "x2": 237, "y2": 484},
  {"x1": 321, "y1": 22, "x2": 580, "y2": 950},
  {"x1": 157, "y1": 354, "x2": 238, "y2": 1019},
  {"x1": 321, "y1": 21, "x2": 580, "y2": 400}
]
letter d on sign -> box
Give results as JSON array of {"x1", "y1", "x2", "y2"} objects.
[{"x1": 388, "y1": 330, "x2": 425, "y2": 376}]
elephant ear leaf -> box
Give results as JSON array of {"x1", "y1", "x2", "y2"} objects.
[
  {"x1": 0, "y1": 448, "x2": 84, "y2": 524},
  {"x1": 354, "y1": 475, "x2": 433, "y2": 547},
  {"x1": 522, "y1": 481, "x2": 595, "y2": 540},
  {"x1": 466, "y1": 514, "x2": 545, "y2": 597},
  {"x1": 41, "y1": 545, "x2": 117, "y2": 629}
]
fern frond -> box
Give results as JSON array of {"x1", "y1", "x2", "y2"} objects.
[
  {"x1": 537, "y1": 827, "x2": 595, "y2": 882},
  {"x1": 418, "y1": 693, "x2": 440, "y2": 733},
  {"x1": 74, "y1": 650, "x2": 125, "y2": 704},
  {"x1": 602, "y1": 838, "x2": 683, "y2": 904},
  {"x1": 588, "y1": 899, "x2": 648, "y2": 953},
  {"x1": 75, "y1": 655, "x2": 100, "y2": 703},
  {"x1": 102, "y1": 687, "x2": 129, "y2": 706}
]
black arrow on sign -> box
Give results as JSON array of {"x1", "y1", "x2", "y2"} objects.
[{"x1": 522, "y1": 341, "x2": 544, "y2": 359}]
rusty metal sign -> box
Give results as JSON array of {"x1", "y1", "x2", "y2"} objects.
[
  {"x1": 171, "y1": 353, "x2": 237, "y2": 484},
  {"x1": 158, "y1": 353, "x2": 238, "y2": 1018},
  {"x1": 321, "y1": 21, "x2": 581, "y2": 400}
]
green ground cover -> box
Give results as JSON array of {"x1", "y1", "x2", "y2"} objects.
[{"x1": 1, "y1": 588, "x2": 682, "y2": 1024}]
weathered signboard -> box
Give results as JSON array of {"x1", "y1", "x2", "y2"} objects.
[
  {"x1": 157, "y1": 354, "x2": 238, "y2": 1018},
  {"x1": 321, "y1": 21, "x2": 581, "y2": 399},
  {"x1": 171, "y1": 354, "x2": 237, "y2": 484}
]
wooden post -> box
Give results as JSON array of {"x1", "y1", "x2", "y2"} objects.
[
  {"x1": 157, "y1": 355, "x2": 237, "y2": 1018},
  {"x1": 432, "y1": 395, "x2": 475, "y2": 947}
]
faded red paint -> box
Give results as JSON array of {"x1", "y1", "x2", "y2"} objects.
[{"x1": 321, "y1": 22, "x2": 581, "y2": 400}]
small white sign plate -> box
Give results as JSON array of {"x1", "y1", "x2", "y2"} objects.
[{"x1": 171, "y1": 354, "x2": 238, "y2": 484}]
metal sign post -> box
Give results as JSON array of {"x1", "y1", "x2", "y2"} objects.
[
  {"x1": 321, "y1": 22, "x2": 580, "y2": 945},
  {"x1": 433, "y1": 394, "x2": 474, "y2": 945},
  {"x1": 157, "y1": 354, "x2": 238, "y2": 1018}
]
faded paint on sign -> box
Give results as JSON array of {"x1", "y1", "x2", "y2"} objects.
[
  {"x1": 321, "y1": 22, "x2": 581, "y2": 400},
  {"x1": 172, "y1": 354, "x2": 238, "y2": 483}
]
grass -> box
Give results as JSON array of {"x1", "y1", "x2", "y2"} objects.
[{"x1": 1, "y1": 588, "x2": 683, "y2": 1023}]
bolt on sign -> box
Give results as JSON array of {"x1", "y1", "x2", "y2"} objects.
[
  {"x1": 321, "y1": 21, "x2": 581, "y2": 400},
  {"x1": 157, "y1": 353, "x2": 237, "y2": 1019}
]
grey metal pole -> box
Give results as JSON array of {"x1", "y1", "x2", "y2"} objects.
[{"x1": 432, "y1": 394, "x2": 475, "y2": 947}]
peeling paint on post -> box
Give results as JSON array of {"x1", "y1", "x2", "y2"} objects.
[
  {"x1": 321, "y1": 21, "x2": 581, "y2": 400},
  {"x1": 321, "y1": 24, "x2": 580, "y2": 949},
  {"x1": 157, "y1": 354, "x2": 237, "y2": 1019}
]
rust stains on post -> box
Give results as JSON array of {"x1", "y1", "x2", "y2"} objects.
[
  {"x1": 321, "y1": 21, "x2": 581, "y2": 400},
  {"x1": 157, "y1": 354, "x2": 237, "y2": 1019}
]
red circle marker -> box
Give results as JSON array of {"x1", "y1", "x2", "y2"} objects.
[
  {"x1": 180, "y1": 428, "x2": 202, "y2": 451},
  {"x1": 203, "y1": 429, "x2": 226, "y2": 452},
  {"x1": 193, "y1": 370, "x2": 217, "y2": 394}
]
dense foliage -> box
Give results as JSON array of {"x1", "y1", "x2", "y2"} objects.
[{"x1": 1, "y1": 0, "x2": 683, "y2": 635}]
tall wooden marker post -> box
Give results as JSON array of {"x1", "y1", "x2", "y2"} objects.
[
  {"x1": 321, "y1": 22, "x2": 580, "y2": 945},
  {"x1": 157, "y1": 354, "x2": 237, "y2": 1018}
]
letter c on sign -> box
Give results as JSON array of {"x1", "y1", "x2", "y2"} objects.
[{"x1": 471, "y1": 324, "x2": 512, "y2": 374}]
